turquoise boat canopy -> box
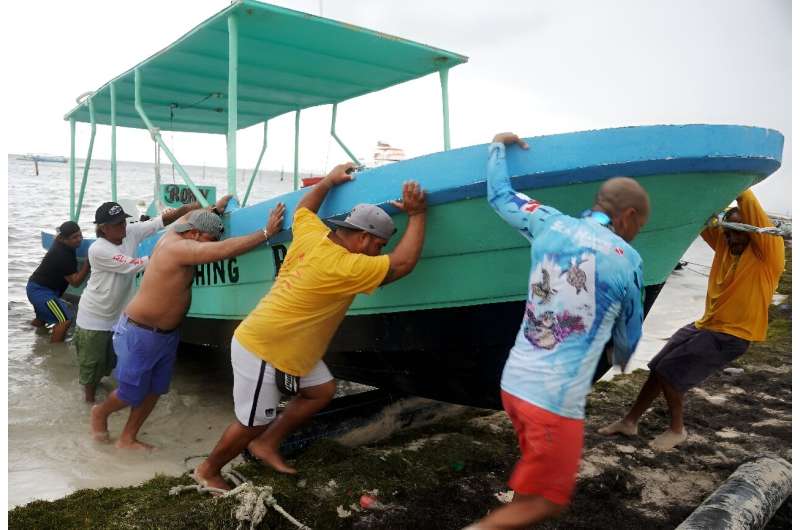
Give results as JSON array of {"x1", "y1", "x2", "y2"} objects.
[{"x1": 63, "y1": 0, "x2": 468, "y2": 134}]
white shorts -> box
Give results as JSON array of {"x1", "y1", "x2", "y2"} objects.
[{"x1": 231, "y1": 336, "x2": 333, "y2": 427}]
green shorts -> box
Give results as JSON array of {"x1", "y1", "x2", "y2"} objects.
[{"x1": 74, "y1": 327, "x2": 117, "y2": 386}]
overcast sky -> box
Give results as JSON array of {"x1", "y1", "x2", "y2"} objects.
[{"x1": 4, "y1": 0, "x2": 792, "y2": 214}]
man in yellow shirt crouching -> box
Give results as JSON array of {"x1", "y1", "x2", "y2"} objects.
[
  {"x1": 599, "y1": 189, "x2": 785, "y2": 451},
  {"x1": 196, "y1": 162, "x2": 427, "y2": 489}
]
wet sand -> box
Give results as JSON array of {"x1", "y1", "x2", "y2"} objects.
[{"x1": 8, "y1": 339, "x2": 236, "y2": 505}]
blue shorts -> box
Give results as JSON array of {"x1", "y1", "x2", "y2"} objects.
[
  {"x1": 26, "y1": 281, "x2": 73, "y2": 324},
  {"x1": 112, "y1": 315, "x2": 180, "y2": 407}
]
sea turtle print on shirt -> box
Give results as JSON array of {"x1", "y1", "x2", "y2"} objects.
[
  {"x1": 523, "y1": 253, "x2": 596, "y2": 350},
  {"x1": 562, "y1": 256, "x2": 588, "y2": 294},
  {"x1": 531, "y1": 268, "x2": 558, "y2": 304}
]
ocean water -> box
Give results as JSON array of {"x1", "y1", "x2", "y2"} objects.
[{"x1": 6, "y1": 155, "x2": 712, "y2": 507}]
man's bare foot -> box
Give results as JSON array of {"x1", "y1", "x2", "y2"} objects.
[
  {"x1": 598, "y1": 420, "x2": 638, "y2": 436},
  {"x1": 92, "y1": 430, "x2": 111, "y2": 442},
  {"x1": 115, "y1": 438, "x2": 155, "y2": 451},
  {"x1": 248, "y1": 442, "x2": 297, "y2": 474},
  {"x1": 90, "y1": 405, "x2": 110, "y2": 442},
  {"x1": 649, "y1": 428, "x2": 687, "y2": 451},
  {"x1": 194, "y1": 462, "x2": 231, "y2": 491}
]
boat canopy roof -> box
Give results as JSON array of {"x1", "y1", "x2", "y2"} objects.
[{"x1": 63, "y1": 0, "x2": 468, "y2": 134}]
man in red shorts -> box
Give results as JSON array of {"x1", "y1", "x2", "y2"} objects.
[{"x1": 467, "y1": 132, "x2": 650, "y2": 528}]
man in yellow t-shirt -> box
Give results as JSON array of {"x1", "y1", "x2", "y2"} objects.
[
  {"x1": 599, "y1": 189, "x2": 784, "y2": 451},
  {"x1": 196, "y1": 162, "x2": 427, "y2": 488}
]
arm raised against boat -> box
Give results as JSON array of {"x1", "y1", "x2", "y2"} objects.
[
  {"x1": 172, "y1": 203, "x2": 285, "y2": 266},
  {"x1": 160, "y1": 194, "x2": 233, "y2": 226},
  {"x1": 382, "y1": 181, "x2": 427, "y2": 285},
  {"x1": 88, "y1": 246, "x2": 148, "y2": 275},
  {"x1": 297, "y1": 163, "x2": 356, "y2": 213},
  {"x1": 736, "y1": 190, "x2": 784, "y2": 271},
  {"x1": 486, "y1": 132, "x2": 563, "y2": 241}
]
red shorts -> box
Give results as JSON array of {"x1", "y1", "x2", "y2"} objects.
[{"x1": 501, "y1": 390, "x2": 584, "y2": 505}]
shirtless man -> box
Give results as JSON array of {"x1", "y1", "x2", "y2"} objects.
[{"x1": 90, "y1": 200, "x2": 286, "y2": 449}]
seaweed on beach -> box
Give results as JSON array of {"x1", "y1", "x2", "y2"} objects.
[{"x1": 10, "y1": 242, "x2": 792, "y2": 529}]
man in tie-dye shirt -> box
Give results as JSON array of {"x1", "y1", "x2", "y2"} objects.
[{"x1": 469, "y1": 132, "x2": 650, "y2": 530}]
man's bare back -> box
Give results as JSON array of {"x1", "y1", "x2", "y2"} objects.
[
  {"x1": 125, "y1": 205, "x2": 286, "y2": 331},
  {"x1": 125, "y1": 231, "x2": 197, "y2": 330}
]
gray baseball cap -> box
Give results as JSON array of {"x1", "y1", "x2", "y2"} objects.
[
  {"x1": 329, "y1": 204, "x2": 397, "y2": 240},
  {"x1": 173, "y1": 210, "x2": 224, "y2": 240}
]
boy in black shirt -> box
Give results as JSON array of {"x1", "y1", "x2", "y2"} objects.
[{"x1": 27, "y1": 221, "x2": 91, "y2": 342}]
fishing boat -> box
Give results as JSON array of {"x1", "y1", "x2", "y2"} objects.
[{"x1": 49, "y1": 0, "x2": 784, "y2": 409}]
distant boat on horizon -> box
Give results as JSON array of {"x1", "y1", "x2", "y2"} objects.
[
  {"x1": 372, "y1": 141, "x2": 405, "y2": 167},
  {"x1": 16, "y1": 153, "x2": 68, "y2": 163},
  {"x1": 16, "y1": 153, "x2": 68, "y2": 175}
]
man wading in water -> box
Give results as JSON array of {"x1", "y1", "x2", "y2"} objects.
[
  {"x1": 26, "y1": 221, "x2": 91, "y2": 342},
  {"x1": 90, "y1": 203, "x2": 285, "y2": 449}
]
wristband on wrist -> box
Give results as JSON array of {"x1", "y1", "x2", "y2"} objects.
[{"x1": 263, "y1": 227, "x2": 270, "y2": 243}]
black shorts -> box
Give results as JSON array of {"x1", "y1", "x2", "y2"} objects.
[{"x1": 648, "y1": 323, "x2": 750, "y2": 393}]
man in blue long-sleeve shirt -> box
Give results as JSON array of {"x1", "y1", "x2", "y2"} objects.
[{"x1": 468, "y1": 132, "x2": 650, "y2": 529}]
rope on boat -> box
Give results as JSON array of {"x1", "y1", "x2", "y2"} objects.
[
  {"x1": 708, "y1": 215, "x2": 792, "y2": 238},
  {"x1": 169, "y1": 470, "x2": 312, "y2": 530}
]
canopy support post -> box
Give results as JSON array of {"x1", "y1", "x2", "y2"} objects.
[
  {"x1": 226, "y1": 13, "x2": 238, "y2": 198},
  {"x1": 110, "y1": 82, "x2": 117, "y2": 202},
  {"x1": 242, "y1": 120, "x2": 268, "y2": 207},
  {"x1": 439, "y1": 68, "x2": 451, "y2": 151},
  {"x1": 74, "y1": 97, "x2": 97, "y2": 223},
  {"x1": 293, "y1": 110, "x2": 300, "y2": 191},
  {"x1": 69, "y1": 118, "x2": 76, "y2": 221},
  {"x1": 134, "y1": 68, "x2": 210, "y2": 208},
  {"x1": 330, "y1": 103, "x2": 359, "y2": 165},
  {"x1": 154, "y1": 141, "x2": 163, "y2": 214}
]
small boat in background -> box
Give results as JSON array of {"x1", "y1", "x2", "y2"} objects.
[
  {"x1": 17, "y1": 153, "x2": 68, "y2": 175},
  {"x1": 301, "y1": 176, "x2": 324, "y2": 188},
  {"x1": 372, "y1": 141, "x2": 406, "y2": 167},
  {"x1": 17, "y1": 154, "x2": 68, "y2": 163}
]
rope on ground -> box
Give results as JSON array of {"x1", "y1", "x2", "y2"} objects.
[{"x1": 169, "y1": 472, "x2": 312, "y2": 530}]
